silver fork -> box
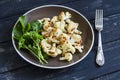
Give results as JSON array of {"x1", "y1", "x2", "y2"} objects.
[{"x1": 95, "y1": 9, "x2": 105, "y2": 66}]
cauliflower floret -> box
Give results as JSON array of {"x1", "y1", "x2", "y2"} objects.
[
  {"x1": 65, "y1": 42, "x2": 76, "y2": 54},
  {"x1": 69, "y1": 34, "x2": 82, "y2": 47},
  {"x1": 43, "y1": 22, "x2": 51, "y2": 31},
  {"x1": 59, "y1": 53, "x2": 73, "y2": 61},
  {"x1": 58, "y1": 12, "x2": 71, "y2": 20},
  {"x1": 41, "y1": 23, "x2": 53, "y2": 37},
  {"x1": 48, "y1": 43, "x2": 62, "y2": 57},
  {"x1": 50, "y1": 28, "x2": 63, "y2": 38},
  {"x1": 56, "y1": 48, "x2": 62, "y2": 54},
  {"x1": 71, "y1": 34, "x2": 82, "y2": 42},
  {"x1": 51, "y1": 16, "x2": 58, "y2": 23},
  {"x1": 41, "y1": 18, "x2": 52, "y2": 31},
  {"x1": 41, "y1": 40, "x2": 62, "y2": 57},
  {"x1": 41, "y1": 28, "x2": 53, "y2": 37},
  {"x1": 75, "y1": 45, "x2": 84, "y2": 53},
  {"x1": 41, "y1": 39, "x2": 51, "y2": 53},
  {"x1": 66, "y1": 19, "x2": 79, "y2": 34},
  {"x1": 59, "y1": 33, "x2": 69, "y2": 44},
  {"x1": 74, "y1": 29, "x2": 82, "y2": 34},
  {"x1": 47, "y1": 35, "x2": 59, "y2": 44},
  {"x1": 47, "y1": 28, "x2": 62, "y2": 44},
  {"x1": 38, "y1": 18, "x2": 50, "y2": 23},
  {"x1": 69, "y1": 36, "x2": 75, "y2": 45},
  {"x1": 42, "y1": 18, "x2": 50, "y2": 21},
  {"x1": 55, "y1": 28, "x2": 63, "y2": 37},
  {"x1": 58, "y1": 41, "x2": 75, "y2": 54},
  {"x1": 60, "y1": 20, "x2": 66, "y2": 32},
  {"x1": 69, "y1": 34, "x2": 83, "y2": 53},
  {"x1": 54, "y1": 20, "x2": 66, "y2": 32},
  {"x1": 48, "y1": 43, "x2": 57, "y2": 57},
  {"x1": 66, "y1": 12, "x2": 71, "y2": 18},
  {"x1": 41, "y1": 31, "x2": 48, "y2": 37}
]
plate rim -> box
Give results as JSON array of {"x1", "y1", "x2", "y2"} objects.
[{"x1": 12, "y1": 4, "x2": 94, "y2": 69}]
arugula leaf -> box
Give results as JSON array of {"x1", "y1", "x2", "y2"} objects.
[
  {"x1": 19, "y1": 16, "x2": 26, "y2": 33},
  {"x1": 24, "y1": 22, "x2": 31, "y2": 33},
  {"x1": 22, "y1": 31, "x2": 47, "y2": 63},
  {"x1": 18, "y1": 37, "x2": 25, "y2": 49},
  {"x1": 30, "y1": 20, "x2": 43, "y2": 32},
  {"x1": 13, "y1": 16, "x2": 26, "y2": 40},
  {"x1": 13, "y1": 23, "x2": 22, "y2": 40},
  {"x1": 13, "y1": 16, "x2": 48, "y2": 64}
]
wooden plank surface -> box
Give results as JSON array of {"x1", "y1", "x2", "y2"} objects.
[
  {"x1": 94, "y1": 71, "x2": 120, "y2": 80},
  {"x1": 0, "y1": 0, "x2": 120, "y2": 80},
  {"x1": 0, "y1": 39, "x2": 120, "y2": 80},
  {"x1": 0, "y1": 0, "x2": 78, "y2": 19},
  {"x1": 0, "y1": 41, "x2": 30, "y2": 73}
]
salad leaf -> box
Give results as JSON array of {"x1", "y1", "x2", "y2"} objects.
[
  {"x1": 13, "y1": 16, "x2": 48, "y2": 64},
  {"x1": 19, "y1": 16, "x2": 26, "y2": 33},
  {"x1": 30, "y1": 20, "x2": 43, "y2": 32},
  {"x1": 13, "y1": 16, "x2": 26, "y2": 40}
]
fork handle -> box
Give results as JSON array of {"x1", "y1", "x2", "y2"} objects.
[{"x1": 96, "y1": 31, "x2": 105, "y2": 66}]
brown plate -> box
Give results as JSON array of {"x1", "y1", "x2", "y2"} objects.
[{"x1": 12, "y1": 5, "x2": 94, "y2": 69}]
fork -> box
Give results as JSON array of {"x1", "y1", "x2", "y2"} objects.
[{"x1": 95, "y1": 9, "x2": 105, "y2": 66}]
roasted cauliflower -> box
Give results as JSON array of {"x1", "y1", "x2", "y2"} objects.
[{"x1": 40, "y1": 11, "x2": 84, "y2": 62}]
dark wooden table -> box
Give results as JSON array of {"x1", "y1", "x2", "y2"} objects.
[{"x1": 0, "y1": 0, "x2": 120, "y2": 80}]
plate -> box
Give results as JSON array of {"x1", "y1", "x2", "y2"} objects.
[{"x1": 12, "y1": 5, "x2": 94, "y2": 69}]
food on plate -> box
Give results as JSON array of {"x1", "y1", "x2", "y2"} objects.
[{"x1": 13, "y1": 11, "x2": 84, "y2": 64}]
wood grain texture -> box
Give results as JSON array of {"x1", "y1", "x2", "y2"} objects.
[
  {"x1": 3, "y1": 0, "x2": 120, "y2": 19},
  {"x1": 94, "y1": 71, "x2": 120, "y2": 80},
  {"x1": 0, "y1": 0, "x2": 79, "y2": 19},
  {"x1": 59, "y1": 0, "x2": 120, "y2": 19},
  {"x1": 0, "y1": 39, "x2": 120, "y2": 80},
  {"x1": 0, "y1": 41, "x2": 30, "y2": 73},
  {"x1": 0, "y1": 15, "x2": 19, "y2": 43}
]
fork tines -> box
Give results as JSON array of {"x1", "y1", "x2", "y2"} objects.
[{"x1": 95, "y1": 9, "x2": 103, "y2": 28}]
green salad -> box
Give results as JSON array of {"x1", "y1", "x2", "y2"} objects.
[{"x1": 13, "y1": 16, "x2": 48, "y2": 64}]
